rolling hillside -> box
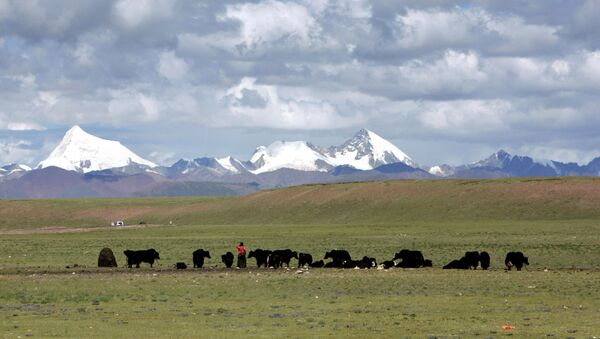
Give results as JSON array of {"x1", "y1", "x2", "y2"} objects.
[{"x1": 2, "y1": 177, "x2": 600, "y2": 230}]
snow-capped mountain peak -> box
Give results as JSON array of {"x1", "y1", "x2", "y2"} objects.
[
  {"x1": 249, "y1": 140, "x2": 331, "y2": 174},
  {"x1": 326, "y1": 129, "x2": 416, "y2": 170},
  {"x1": 472, "y1": 149, "x2": 513, "y2": 168},
  {"x1": 246, "y1": 129, "x2": 415, "y2": 174},
  {"x1": 38, "y1": 125, "x2": 156, "y2": 173}
]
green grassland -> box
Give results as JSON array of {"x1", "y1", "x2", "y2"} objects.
[{"x1": 1, "y1": 178, "x2": 600, "y2": 337}]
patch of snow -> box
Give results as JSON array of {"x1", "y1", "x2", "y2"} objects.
[
  {"x1": 216, "y1": 156, "x2": 240, "y2": 174},
  {"x1": 250, "y1": 141, "x2": 330, "y2": 174},
  {"x1": 326, "y1": 149, "x2": 372, "y2": 170}
]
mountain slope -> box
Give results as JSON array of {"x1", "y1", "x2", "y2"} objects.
[
  {"x1": 429, "y1": 150, "x2": 597, "y2": 178},
  {"x1": 38, "y1": 126, "x2": 156, "y2": 173},
  {"x1": 326, "y1": 129, "x2": 416, "y2": 169}
]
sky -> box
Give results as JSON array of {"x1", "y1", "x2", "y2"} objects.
[{"x1": 0, "y1": 0, "x2": 599, "y2": 167}]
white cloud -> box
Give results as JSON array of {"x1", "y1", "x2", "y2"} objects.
[
  {"x1": 397, "y1": 50, "x2": 487, "y2": 95},
  {"x1": 581, "y1": 50, "x2": 600, "y2": 83},
  {"x1": 0, "y1": 140, "x2": 38, "y2": 165},
  {"x1": 220, "y1": 77, "x2": 364, "y2": 129},
  {"x1": 5, "y1": 122, "x2": 45, "y2": 131},
  {"x1": 394, "y1": 7, "x2": 559, "y2": 55},
  {"x1": 113, "y1": 0, "x2": 174, "y2": 29},
  {"x1": 516, "y1": 145, "x2": 600, "y2": 165},
  {"x1": 8, "y1": 73, "x2": 36, "y2": 89},
  {"x1": 35, "y1": 91, "x2": 59, "y2": 108},
  {"x1": 72, "y1": 43, "x2": 95, "y2": 66},
  {"x1": 551, "y1": 59, "x2": 570, "y2": 77},
  {"x1": 157, "y1": 51, "x2": 189, "y2": 81},
  {"x1": 418, "y1": 100, "x2": 511, "y2": 134},
  {"x1": 108, "y1": 90, "x2": 161, "y2": 123},
  {"x1": 219, "y1": 0, "x2": 322, "y2": 51}
]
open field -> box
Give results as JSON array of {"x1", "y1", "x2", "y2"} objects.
[{"x1": 1, "y1": 178, "x2": 600, "y2": 337}]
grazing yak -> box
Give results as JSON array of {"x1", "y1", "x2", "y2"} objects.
[
  {"x1": 221, "y1": 252, "x2": 234, "y2": 268},
  {"x1": 382, "y1": 260, "x2": 396, "y2": 269},
  {"x1": 480, "y1": 251, "x2": 490, "y2": 270},
  {"x1": 124, "y1": 249, "x2": 160, "y2": 268},
  {"x1": 267, "y1": 252, "x2": 282, "y2": 268},
  {"x1": 343, "y1": 256, "x2": 377, "y2": 269},
  {"x1": 394, "y1": 249, "x2": 426, "y2": 268},
  {"x1": 324, "y1": 261, "x2": 341, "y2": 268},
  {"x1": 176, "y1": 262, "x2": 187, "y2": 269},
  {"x1": 505, "y1": 251, "x2": 529, "y2": 271},
  {"x1": 272, "y1": 249, "x2": 298, "y2": 268},
  {"x1": 444, "y1": 251, "x2": 486, "y2": 270},
  {"x1": 324, "y1": 249, "x2": 351, "y2": 264},
  {"x1": 298, "y1": 253, "x2": 313, "y2": 268},
  {"x1": 463, "y1": 251, "x2": 481, "y2": 270},
  {"x1": 310, "y1": 260, "x2": 324, "y2": 268},
  {"x1": 248, "y1": 249, "x2": 272, "y2": 268},
  {"x1": 192, "y1": 249, "x2": 211, "y2": 268},
  {"x1": 361, "y1": 256, "x2": 377, "y2": 268},
  {"x1": 443, "y1": 257, "x2": 470, "y2": 270}
]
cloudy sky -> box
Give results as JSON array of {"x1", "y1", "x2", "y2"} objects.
[{"x1": 1, "y1": 0, "x2": 599, "y2": 167}]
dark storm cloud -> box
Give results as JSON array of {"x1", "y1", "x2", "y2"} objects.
[{"x1": 0, "y1": 0, "x2": 598, "y2": 166}]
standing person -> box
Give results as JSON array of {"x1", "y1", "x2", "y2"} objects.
[{"x1": 236, "y1": 242, "x2": 247, "y2": 269}]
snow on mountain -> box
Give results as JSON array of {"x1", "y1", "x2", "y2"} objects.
[
  {"x1": 0, "y1": 163, "x2": 31, "y2": 177},
  {"x1": 471, "y1": 149, "x2": 512, "y2": 168},
  {"x1": 326, "y1": 129, "x2": 416, "y2": 170},
  {"x1": 215, "y1": 156, "x2": 244, "y2": 174},
  {"x1": 249, "y1": 141, "x2": 332, "y2": 174},
  {"x1": 38, "y1": 125, "x2": 156, "y2": 173},
  {"x1": 168, "y1": 156, "x2": 247, "y2": 177},
  {"x1": 248, "y1": 129, "x2": 415, "y2": 174}
]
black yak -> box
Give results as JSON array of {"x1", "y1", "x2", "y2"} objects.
[
  {"x1": 124, "y1": 249, "x2": 160, "y2": 268},
  {"x1": 310, "y1": 260, "x2": 324, "y2": 268},
  {"x1": 298, "y1": 253, "x2": 313, "y2": 267},
  {"x1": 272, "y1": 249, "x2": 298, "y2": 267},
  {"x1": 248, "y1": 249, "x2": 272, "y2": 268},
  {"x1": 221, "y1": 252, "x2": 234, "y2": 268},
  {"x1": 480, "y1": 251, "x2": 490, "y2": 270},
  {"x1": 463, "y1": 251, "x2": 481, "y2": 270},
  {"x1": 394, "y1": 249, "x2": 425, "y2": 268},
  {"x1": 505, "y1": 252, "x2": 529, "y2": 271},
  {"x1": 192, "y1": 249, "x2": 211, "y2": 268},
  {"x1": 324, "y1": 249, "x2": 351, "y2": 263}
]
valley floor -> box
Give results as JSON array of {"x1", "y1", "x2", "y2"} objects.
[
  {"x1": 1, "y1": 269, "x2": 599, "y2": 338},
  {"x1": 1, "y1": 219, "x2": 599, "y2": 337}
]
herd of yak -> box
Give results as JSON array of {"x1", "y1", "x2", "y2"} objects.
[{"x1": 116, "y1": 248, "x2": 530, "y2": 271}]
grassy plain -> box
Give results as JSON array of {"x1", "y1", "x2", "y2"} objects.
[{"x1": 1, "y1": 178, "x2": 600, "y2": 337}]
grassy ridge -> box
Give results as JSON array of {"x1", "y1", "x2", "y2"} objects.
[{"x1": 2, "y1": 177, "x2": 600, "y2": 229}]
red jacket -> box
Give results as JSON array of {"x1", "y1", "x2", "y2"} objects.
[{"x1": 236, "y1": 245, "x2": 246, "y2": 255}]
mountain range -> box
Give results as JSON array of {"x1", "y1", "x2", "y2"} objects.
[{"x1": 0, "y1": 125, "x2": 598, "y2": 198}]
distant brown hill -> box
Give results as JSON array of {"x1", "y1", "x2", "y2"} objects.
[{"x1": 1, "y1": 177, "x2": 600, "y2": 230}]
